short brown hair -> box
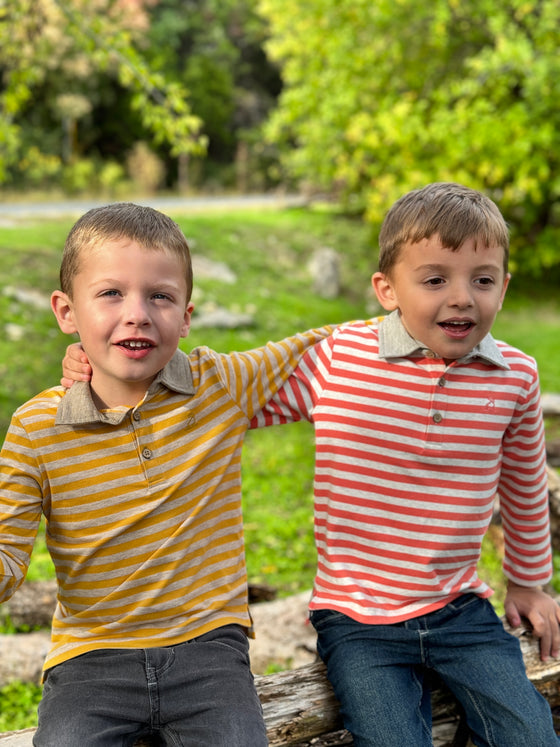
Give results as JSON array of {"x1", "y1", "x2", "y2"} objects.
[
  {"x1": 378, "y1": 183, "x2": 509, "y2": 276},
  {"x1": 60, "y1": 203, "x2": 193, "y2": 301}
]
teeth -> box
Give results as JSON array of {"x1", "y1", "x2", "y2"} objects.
[{"x1": 122, "y1": 340, "x2": 151, "y2": 349}]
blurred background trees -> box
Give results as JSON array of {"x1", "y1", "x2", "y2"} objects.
[
  {"x1": 259, "y1": 0, "x2": 560, "y2": 277},
  {"x1": 1, "y1": 0, "x2": 559, "y2": 276}
]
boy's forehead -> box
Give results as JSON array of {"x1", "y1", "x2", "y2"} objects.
[
  {"x1": 405, "y1": 233, "x2": 506, "y2": 255},
  {"x1": 85, "y1": 236, "x2": 181, "y2": 260},
  {"x1": 90, "y1": 235, "x2": 154, "y2": 251},
  {"x1": 401, "y1": 235, "x2": 506, "y2": 270},
  {"x1": 79, "y1": 238, "x2": 188, "y2": 276}
]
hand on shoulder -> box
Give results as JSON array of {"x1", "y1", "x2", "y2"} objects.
[{"x1": 61, "y1": 343, "x2": 91, "y2": 387}]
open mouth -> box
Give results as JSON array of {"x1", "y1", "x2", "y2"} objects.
[
  {"x1": 437, "y1": 320, "x2": 476, "y2": 340},
  {"x1": 438, "y1": 320, "x2": 474, "y2": 333},
  {"x1": 117, "y1": 340, "x2": 154, "y2": 350}
]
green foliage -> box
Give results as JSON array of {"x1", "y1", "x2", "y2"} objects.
[
  {"x1": 0, "y1": 681, "x2": 42, "y2": 732},
  {"x1": 258, "y1": 0, "x2": 560, "y2": 276},
  {"x1": 479, "y1": 529, "x2": 507, "y2": 616},
  {"x1": 0, "y1": 0, "x2": 282, "y2": 193},
  {"x1": 148, "y1": 0, "x2": 239, "y2": 153},
  {"x1": 0, "y1": 0, "x2": 205, "y2": 189},
  {"x1": 145, "y1": 0, "x2": 282, "y2": 186},
  {"x1": 126, "y1": 143, "x2": 165, "y2": 194},
  {"x1": 55, "y1": 1, "x2": 207, "y2": 158}
]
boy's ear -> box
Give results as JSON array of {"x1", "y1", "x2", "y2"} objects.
[
  {"x1": 497, "y1": 272, "x2": 511, "y2": 311},
  {"x1": 51, "y1": 290, "x2": 78, "y2": 334},
  {"x1": 371, "y1": 272, "x2": 399, "y2": 311},
  {"x1": 180, "y1": 302, "x2": 195, "y2": 338}
]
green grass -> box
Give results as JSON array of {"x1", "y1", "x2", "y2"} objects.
[
  {"x1": 0, "y1": 681, "x2": 43, "y2": 732},
  {"x1": 242, "y1": 422, "x2": 317, "y2": 593},
  {"x1": 492, "y1": 304, "x2": 560, "y2": 394}
]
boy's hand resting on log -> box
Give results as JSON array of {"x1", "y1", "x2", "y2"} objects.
[{"x1": 505, "y1": 580, "x2": 560, "y2": 661}]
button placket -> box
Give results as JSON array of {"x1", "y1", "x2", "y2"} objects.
[
  {"x1": 425, "y1": 365, "x2": 448, "y2": 432},
  {"x1": 130, "y1": 409, "x2": 153, "y2": 463}
]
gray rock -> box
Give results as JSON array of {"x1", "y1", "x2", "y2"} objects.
[
  {"x1": 308, "y1": 248, "x2": 340, "y2": 299},
  {"x1": 192, "y1": 307, "x2": 255, "y2": 329}
]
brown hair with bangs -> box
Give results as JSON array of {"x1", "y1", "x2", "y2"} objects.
[
  {"x1": 60, "y1": 202, "x2": 193, "y2": 302},
  {"x1": 378, "y1": 183, "x2": 509, "y2": 277}
]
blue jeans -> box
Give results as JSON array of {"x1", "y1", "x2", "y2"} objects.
[
  {"x1": 311, "y1": 595, "x2": 559, "y2": 747},
  {"x1": 34, "y1": 625, "x2": 267, "y2": 747}
]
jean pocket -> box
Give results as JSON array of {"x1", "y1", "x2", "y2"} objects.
[
  {"x1": 446, "y1": 593, "x2": 484, "y2": 614},
  {"x1": 310, "y1": 608, "x2": 347, "y2": 631},
  {"x1": 199, "y1": 624, "x2": 251, "y2": 661}
]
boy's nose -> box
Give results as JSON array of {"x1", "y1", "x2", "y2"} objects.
[
  {"x1": 123, "y1": 296, "x2": 151, "y2": 325},
  {"x1": 448, "y1": 282, "x2": 474, "y2": 308}
]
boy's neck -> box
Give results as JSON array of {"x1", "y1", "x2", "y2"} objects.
[{"x1": 89, "y1": 377, "x2": 153, "y2": 411}]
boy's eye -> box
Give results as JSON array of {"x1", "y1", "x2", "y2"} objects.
[
  {"x1": 100, "y1": 289, "x2": 120, "y2": 297},
  {"x1": 153, "y1": 293, "x2": 172, "y2": 301},
  {"x1": 424, "y1": 277, "x2": 445, "y2": 286},
  {"x1": 476, "y1": 277, "x2": 495, "y2": 286}
]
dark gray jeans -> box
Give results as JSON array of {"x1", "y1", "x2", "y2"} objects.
[{"x1": 34, "y1": 625, "x2": 267, "y2": 747}]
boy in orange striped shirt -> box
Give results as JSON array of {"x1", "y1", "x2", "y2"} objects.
[{"x1": 255, "y1": 182, "x2": 560, "y2": 746}]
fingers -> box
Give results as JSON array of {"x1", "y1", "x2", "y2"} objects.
[
  {"x1": 504, "y1": 586, "x2": 560, "y2": 662},
  {"x1": 504, "y1": 599, "x2": 521, "y2": 629},
  {"x1": 62, "y1": 344, "x2": 91, "y2": 385},
  {"x1": 529, "y1": 609, "x2": 560, "y2": 661},
  {"x1": 548, "y1": 610, "x2": 560, "y2": 659},
  {"x1": 537, "y1": 622, "x2": 553, "y2": 662}
]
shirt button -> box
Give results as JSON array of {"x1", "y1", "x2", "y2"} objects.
[
  {"x1": 433, "y1": 412, "x2": 443, "y2": 423},
  {"x1": 132, "y1": 411, "x2": 141, "y2": 421},
  {"x1": 142, "y1": 448, "x2": 153, "y2": 460},
  {"x1": 438, "y1": 377, "x2": 446, "y2": 387}
]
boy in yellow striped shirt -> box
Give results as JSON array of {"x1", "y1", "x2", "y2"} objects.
[{"x1": 0, "y1": 202, "x2": 330, "y2": 746}]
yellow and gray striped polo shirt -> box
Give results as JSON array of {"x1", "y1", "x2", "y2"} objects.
[{"x1": 0, "y1": 328, "x2": 329, "y2": 673}]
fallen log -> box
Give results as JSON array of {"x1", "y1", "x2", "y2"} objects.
[
  {"x1": 542, "y1": 393, "x2": 560, "y2": 416},
  {"x1": 543, "y1": 394, "x2": 560, "y2": 467},
  {"x1": 0, "y1": 619, "x2": 559, "y2": 747},
  {"x1": 548, "y1": 464, "x2": 560, "y2": 549},
  {"x1": 258, "y1": 618, "x2": 560, "y2": 746}
]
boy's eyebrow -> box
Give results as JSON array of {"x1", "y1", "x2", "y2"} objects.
[
  {"x1": 412, "y1": 262, "x2": 502, "y2": 273},
  {"x1": 88, "y1": 276, "x2": 183, "y2": 287}
]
